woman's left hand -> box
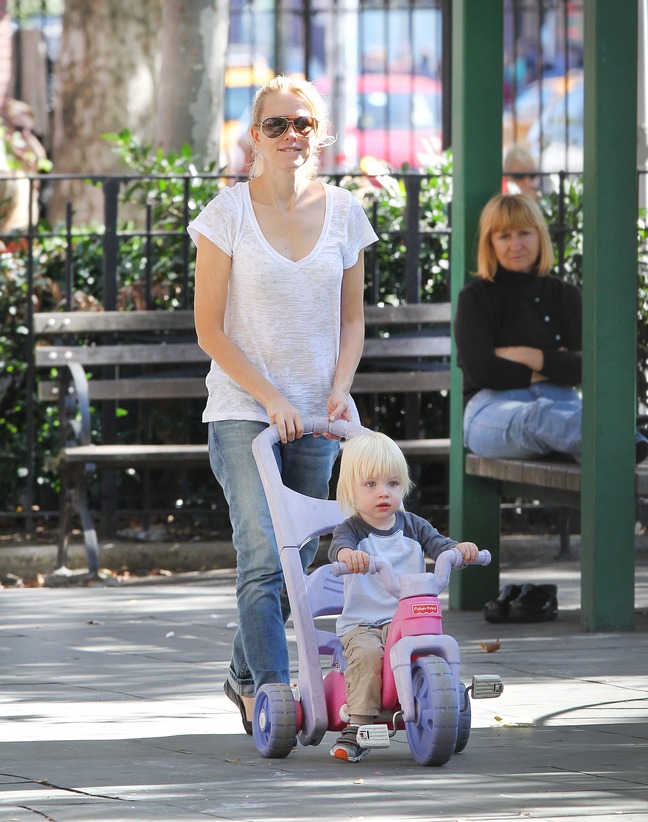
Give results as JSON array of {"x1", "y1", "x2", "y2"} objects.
[{"x1": 314, "y1": 390, "x2": 352, "y2": 439}]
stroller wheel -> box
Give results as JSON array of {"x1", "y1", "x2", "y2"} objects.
[{"x1": 253, "y1": 683, "x2": 297, "y2": 759}]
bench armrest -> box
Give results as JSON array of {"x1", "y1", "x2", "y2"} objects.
[{"x1": 57, "y1": 361, "x2": 93, "y2": 448}]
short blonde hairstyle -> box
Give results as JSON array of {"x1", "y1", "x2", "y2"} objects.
[
  {"x1": 475, "y1": 193, "x2": 554, "y2": 281},
  {"x1": 503, "y1": 145, "x2": 536, "y2": 175},
  {"x1": 336, "y1": 431, "x2": 413, "y2": 517},
  {"x1": 248, "y1": 75, "x2": 334, "y2": 179}
]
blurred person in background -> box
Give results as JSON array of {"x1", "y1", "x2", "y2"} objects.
[{"x1": 502, "y1": 145, "x2": 539, "y2": 200}]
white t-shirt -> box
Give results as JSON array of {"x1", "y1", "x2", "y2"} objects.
[{"x1": 187, "y1": 181, "x2": 378, "y2": 423}]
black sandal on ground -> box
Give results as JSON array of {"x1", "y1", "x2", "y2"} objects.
[{"x1": 223, "y1": 679, "x2": 253, "y2": 735}]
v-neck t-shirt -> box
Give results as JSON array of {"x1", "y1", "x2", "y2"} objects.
[{"x1": 187, "y1": 181, "x2": 378, "y2": 423}]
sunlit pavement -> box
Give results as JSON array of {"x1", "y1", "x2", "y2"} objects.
[{"x1": 1, "y1": 547, "x2": 647, "y2": 821}]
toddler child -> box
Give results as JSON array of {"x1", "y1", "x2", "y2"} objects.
[{"x1": 328, "y1": 431, "x2": 479, "y2": 762}]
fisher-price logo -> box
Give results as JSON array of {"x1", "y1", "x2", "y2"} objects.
[{"x1": 412, "y1": 603, "x2": 438, "y2": 616}]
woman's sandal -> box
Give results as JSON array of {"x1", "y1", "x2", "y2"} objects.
[{"x1": 223, "y1": 679, "x2": 253, "y2": 735}]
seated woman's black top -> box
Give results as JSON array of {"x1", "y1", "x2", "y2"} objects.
[{"x1": 454, "y1": 265, "x2": 582, "y2": 401}]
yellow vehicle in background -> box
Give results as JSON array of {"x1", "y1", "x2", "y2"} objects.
[{"x1": 220, "y1": 55, "x2": 274, "y2": 174}]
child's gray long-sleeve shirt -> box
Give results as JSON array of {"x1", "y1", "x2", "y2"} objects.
[{"x1": 328, "y1": 511, "x2": 457, "y2": 636}]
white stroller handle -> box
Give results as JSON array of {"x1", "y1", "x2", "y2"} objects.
[{"x1": 254, "y1": 415, "x2": 368, "y2": 448}]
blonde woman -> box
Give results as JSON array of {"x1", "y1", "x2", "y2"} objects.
[
  {"x1": 453, "y1": 192, "x2": 642, "y2": 462},
  {"x1": 328, "y1": 431, "x2": 478, "y2": 762},
  {"x1": 188, "y1": 76, "x2": 378, "y2": 733}
]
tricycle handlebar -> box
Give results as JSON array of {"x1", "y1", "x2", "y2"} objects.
[{"x1": 331, "y1": 548, "x2": 491, "y2": 598}]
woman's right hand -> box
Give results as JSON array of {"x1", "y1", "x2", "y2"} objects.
[{"x1": 265, "y1": 395, "x2": 303, "y2": 443}]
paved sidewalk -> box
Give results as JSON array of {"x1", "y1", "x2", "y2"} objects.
[{"x1": 1, "y1": 559, "x2": 647, "y2": 821}]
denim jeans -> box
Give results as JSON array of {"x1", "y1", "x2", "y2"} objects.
[
  {"x1": 463, "y1": 384, "x2": 582, "y2": 459},
  {"x1": 208, "y1": 420, "x2": 339, "y2": 697}
]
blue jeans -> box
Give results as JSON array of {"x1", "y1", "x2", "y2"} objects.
[
  {"x1": 463, "y1": 384, "x2": 582, "y2": 459},
  {"x1": 208, "y1": 420, "x2": 339, "y2": 697}
]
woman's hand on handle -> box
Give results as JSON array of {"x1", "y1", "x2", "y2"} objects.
[
  {"x1": 264, "y1": 395, "x2": 303, "y2": 444},
  {"x1": 327, "y1": 387, "x2": 352, "y2": 424},
  {"x1": 316, "y1": 389, "x2": 353, "y2": 439}
]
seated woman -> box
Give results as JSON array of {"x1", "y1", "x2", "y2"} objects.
[
  {"x1": 455, "y1": 193, "x2": 647, "y2": 624},
  {"x1": 453, "y1": 192, "x2": 648, "y2": 464}
]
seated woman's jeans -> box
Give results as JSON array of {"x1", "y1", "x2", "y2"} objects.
[
  {"x1": 208, "y1": 420, "x2": 339, "y2": 697},
  {"x1": 463, "y1": 383, "x2": 582, "y2": 459}
]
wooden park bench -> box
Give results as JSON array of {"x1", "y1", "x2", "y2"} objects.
[
  {"x1": 464, "y1": 453, "x2": 648, "y2": 558},
  {"x1": 33, "y1": 303, "x2": 452, "y2": 576}
]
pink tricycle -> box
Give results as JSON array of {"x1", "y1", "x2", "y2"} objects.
[{"x1": 251, "y1": 417, "x2": 503, "y2": 766}]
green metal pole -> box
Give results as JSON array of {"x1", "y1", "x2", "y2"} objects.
[
  {"x1": 581, "y1": 1, "x2": 638, "y2": 631},
  {"x1": 448, "y1": 0, "x2": 503, "y2": 609}
]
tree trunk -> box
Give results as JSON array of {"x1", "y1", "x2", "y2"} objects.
[
  {"x1": 156, "y1": 0, "x2": 229, "y2": 164},
  {"x1": 50, "y1": 0, "x2": 163, "y2": 222}
]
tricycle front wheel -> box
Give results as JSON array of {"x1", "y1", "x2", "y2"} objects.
[{"x1": 405, "y1": 656, "x2": 459, "y2": 766}]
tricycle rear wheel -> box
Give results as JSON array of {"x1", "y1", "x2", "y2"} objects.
[{"x1": 253, "y1": 683, "x2": 297, "y2": 758}]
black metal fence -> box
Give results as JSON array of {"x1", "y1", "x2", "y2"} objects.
[{"x1": 3, "y1": 166, "x2": 641, "y2": 541}]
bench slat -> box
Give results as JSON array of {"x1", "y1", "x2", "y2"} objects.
[
  {"x1": 34, "y1": 310, "x2": 196, "y2": 335},
  {"x1": 38, "y1": 370, "x2": 450, "y2": 402},
  {"x1": 465, "y1": 454, "x2": 582, "y2": 493},
  {"x1": 35, "y1": 337, "x2": 450, "y2": 367},
  {"x1": 364, "y1": 303, "x2": 451, "y2": 325},
  {"x1": 466, "y1": 457, "x2": 648, "y2": 499},
  {"x1": 396, "y1": 438, "x2": 450, "y2": 458},
  {"x1": 362, "y1": 337, "x2": 450, "y2": 358},
  {"x1": 351, "y1": 371, "x2": 450, "y2": 393},
  {"x1": 38, "y1": 377, "x2": 208, "y2": 401},
  {"x1": 58, "y1": 438, "x2": 449, "y2": 468},
  {"x1": 34, "y1": 304, "x2": 452, "y2": 336},
  {"x1": 59, "y1": 443, "x2": 209, "y2": 467},
  {"x1": 35, "y1": 342, "x2": 206, "y2": 368}
]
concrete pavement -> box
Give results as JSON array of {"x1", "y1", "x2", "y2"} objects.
[{"x1": 1, "y1": 552, "x2": 647, "y2": 821}]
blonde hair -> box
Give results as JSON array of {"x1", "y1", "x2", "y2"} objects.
[
  {"x1": 476, "y1": 193, "x2": 554, "y2": 281},
  {"x1": 503, "y1": 145, "x2": 536, "y2": 175},
  {"x1": 336, "y1": 432, "x2": 413, "y2": 517},
  {"x1": 247, "y1": 75, "x2": 334, "y2": 179}
]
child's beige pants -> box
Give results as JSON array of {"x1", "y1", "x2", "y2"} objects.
[{"x1": 341, "y1": 623, "x2": 391, "y2": 717}]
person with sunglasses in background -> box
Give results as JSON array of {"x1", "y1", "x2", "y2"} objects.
[
  {"x1": 188, "y1": 75, "x2": 378, "y2": 733},
  {"x1": 502, "y1": 145, "x2": 540, "y2": 200}
]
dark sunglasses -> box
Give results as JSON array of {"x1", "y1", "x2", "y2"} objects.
[
  {"x1": 509, "y1": 172, "x2": 537, "y2": 180},
  {"x1": 259, "y1": 115, "x2": 318, "y2": 138}
]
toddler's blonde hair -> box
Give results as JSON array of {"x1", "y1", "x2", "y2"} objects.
[{"x1": 336, "y1": 431, "x2": 413, "y2": 516}]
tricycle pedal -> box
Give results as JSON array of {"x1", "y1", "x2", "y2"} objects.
[
  {"x1": 357, "y1": 724, "x2": 391, "y2": 748},
  {"x1": 468, "y1": 674, "x2": 504, "y2": 699}
]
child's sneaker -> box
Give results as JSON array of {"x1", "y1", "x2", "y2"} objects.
[{"x1": 329, "y1": 725, "x2": 370, "y2": 763}]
